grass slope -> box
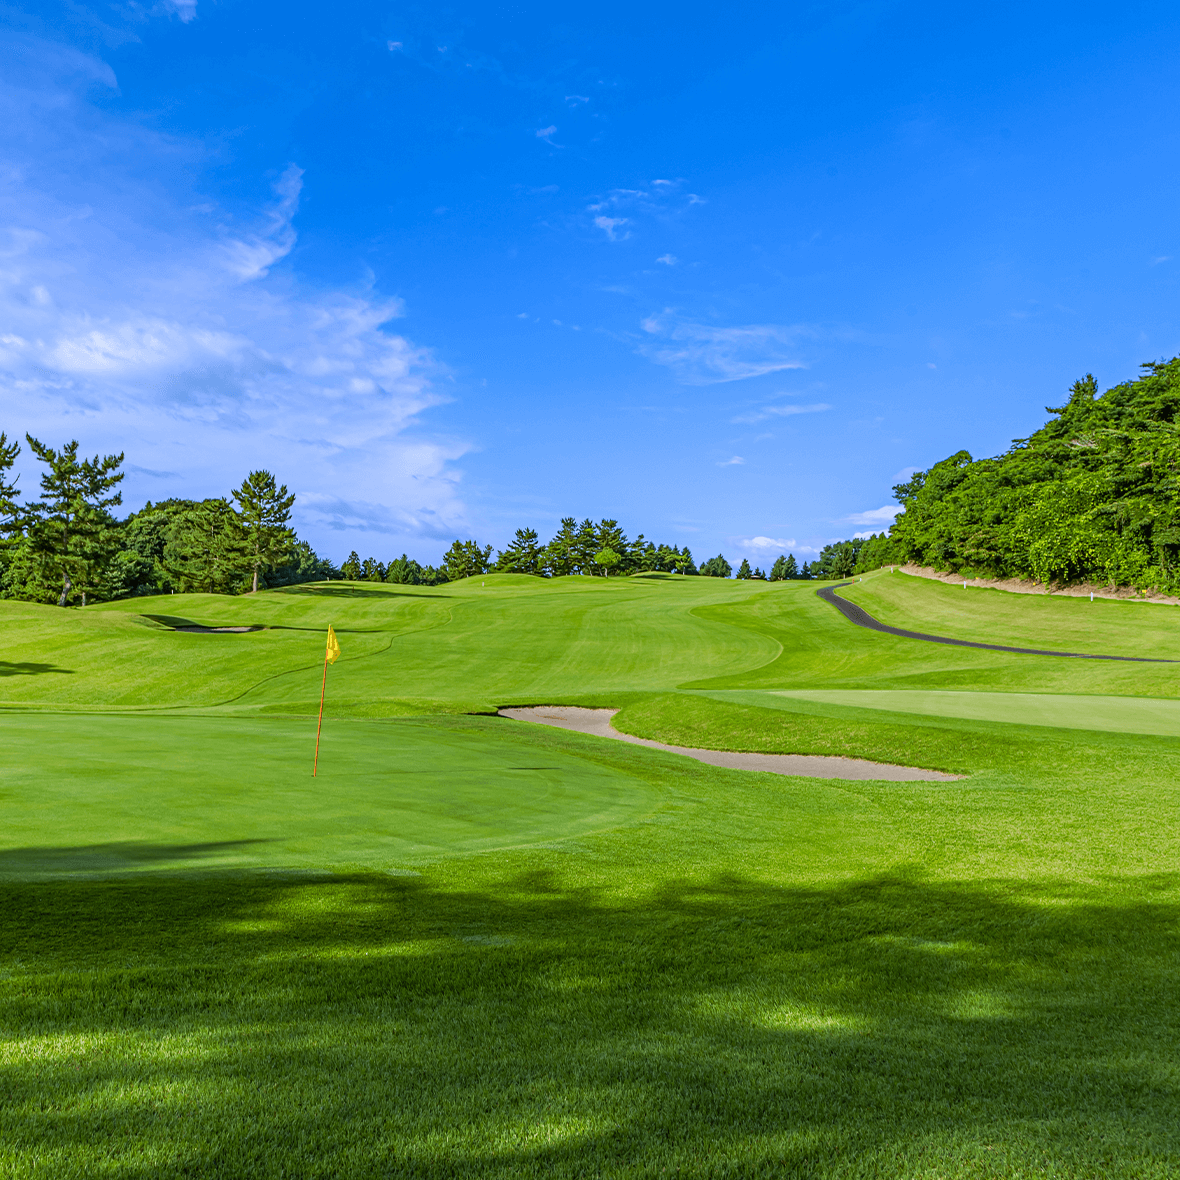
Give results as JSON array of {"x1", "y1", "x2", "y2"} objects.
[{"x1": 1, "y1": 572, "x2": 1179, "y2": 1176}]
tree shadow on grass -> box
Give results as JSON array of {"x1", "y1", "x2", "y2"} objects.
[
  {"x1": 0, "y1": 661, "x2": 72, "y2": 676},
  {"x1": 0, "y1": 839, "x2": 275, "y2": 876},
  {"x1": 1, "y1": 869, "x2": 1178, "y2": 1177}
]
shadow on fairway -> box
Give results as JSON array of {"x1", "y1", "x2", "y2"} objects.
[
  {"x1": 0, "y1": 660, "x2": 73, "y2": 677},
  {"x1": 1, "y1": 869, "x2": 1178, "y2": 1175},
  {"x1": 0, "y1": 839, "x2": 275, "y2": 875}
]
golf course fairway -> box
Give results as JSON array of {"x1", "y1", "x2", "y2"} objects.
[{"x1": 2, "y1": 569, "x2": 1178, "y2": 1177}]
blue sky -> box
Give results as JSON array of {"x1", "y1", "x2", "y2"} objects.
[{"x1": 3, "y1": 1, "x2": 1179, "y2": 567}]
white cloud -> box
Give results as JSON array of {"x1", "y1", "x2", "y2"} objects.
[
  {"x1": 656, "y1": 254, "x2": 677, "y2": 265},
  {"x1": 0, "y1": 34, "x2": 468, "y2": 559},
  {"x1": 165, "y1": 0, "x2": 198, "y2": 22},
  {"x1": 535, "y1": 125, "x2": 558, "y2": 143},
  {"x1": 594, "y1": 215, "x2": 629, "y2": 241},
  {"x1": 718, "y1": 455, "x2": 744, "y2": 466},
  {"x1": 845, "y1": 505, "x2": 898, "y2": 527},
  {"x1": 639, "y1": 311, "x2": 809, "y2": 385},
  {"x1": 731, "y1": 401, "x2": 829, "y2": 424},
  {"x1": 734, "y1": 536, "x2": 818, "y2": 555}
]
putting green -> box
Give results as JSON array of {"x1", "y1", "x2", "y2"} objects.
[
  {"x1": 772, "y1": 688, "x2": 1180, "y2": 736},
  {"x1": 0, "y1": 712, "x2": 660, "y2": 875}
]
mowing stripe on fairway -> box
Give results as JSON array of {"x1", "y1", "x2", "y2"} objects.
[
  {"x1": 772, "y1": 689, "x2": 1180, "y2": 736},
  {"x1": 817, "y1": 581, "x2": 1176, "y2": 662}
]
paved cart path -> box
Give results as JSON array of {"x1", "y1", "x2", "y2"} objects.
[
  {"x1": 499, "y1": 706, "x2": 962, "y2": 782},
  {"x1": 818, "y1": 582, "x2": 1177, "y2": 663}
]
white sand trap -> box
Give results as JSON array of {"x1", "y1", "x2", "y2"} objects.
[{"x1": 499, "y1": 706, "x2": 962, "y2": 782}]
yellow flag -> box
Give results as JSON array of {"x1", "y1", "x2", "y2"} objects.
[{"x1": 325, "y1": 624, "x2": 341, "y2": 665}]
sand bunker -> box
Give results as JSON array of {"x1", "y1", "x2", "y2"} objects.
[{"x1": 499, "y1": 706, "x2": 962, "y2": 782}]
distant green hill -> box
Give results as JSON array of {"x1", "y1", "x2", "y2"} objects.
[{"x1": 890, "y1": 356, "x2": 1180, "y2": 590}]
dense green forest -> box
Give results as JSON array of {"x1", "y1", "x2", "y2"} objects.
[{"x1": 887, "y1": 357, "x2": 1180, "y2": 590}]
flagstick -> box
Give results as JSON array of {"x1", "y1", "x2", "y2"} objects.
[{"x1": 312, "y1": 649, "x2": 329, "y2": 777}]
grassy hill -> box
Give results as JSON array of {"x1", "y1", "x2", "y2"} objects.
[{"x1": 2, "y1": 572, "x2": 1179, "y2": 1176}]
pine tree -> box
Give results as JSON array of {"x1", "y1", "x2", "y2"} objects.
[
  {"x1": 736, "y1": 558, "x2": 753, "y2": 579},
  {"x1": 770, "y1": 555, "x2": 787, "y2": 580},
  {"x1": 0, "y1": 433, "x2": 22, "y2": 584},
  {"x1": 573, "y1": 518, "x2": 599, "y2": 574},
  {"x1": 24, "y1": 436, "x2": 124, "y2": 606},
  {"x1": 541, "y1": 518, "x2": 578, "y2": 576},
  {"x1": 784, "y1": 554, "x2": 799, "y2": 579},
  {"x1": 386, "y1": 554, "x2": 427, "y2": 584},
  {"x1": 231, "y1": 471, "x2": 296, "y2": 593},
  {"x1": 495, "y1": 528, "x2": 542, "y2": 574},
  {"x1": 341, "y1": 551, "x2": 363, "y2": 580},
  {"x1": 442, "y1": 539, "x2": 493, "y2": 581},
  {"x1": 162, "y1": 499, "x2": 245, "y2": 594}
]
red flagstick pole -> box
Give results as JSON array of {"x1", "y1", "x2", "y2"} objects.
[{"x1": 312, "y1": 649, "x2": 329, "y2": 777}]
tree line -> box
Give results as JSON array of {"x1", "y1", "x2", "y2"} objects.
[
  {"x1": 0, "y1": 429, "x2": 898, "y2": 607},
  {"x1": 0, "y1": 434, "x2": 328, "y2": 605},
  {"x1": 343, "y1": 518, "x2": 892, "y2": 587},
  {"x1": 886, "y1": 356, "x2": 1180, "y2": 590},
  {"x1": 341, "y1": 519, "x2": 701, "y2": 585}
]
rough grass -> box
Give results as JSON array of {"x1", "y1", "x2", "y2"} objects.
[{"x1": 1, "y1": 573, "x2": 1179, "y2": 1176}]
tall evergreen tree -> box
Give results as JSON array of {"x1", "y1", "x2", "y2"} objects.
[
  {"x1": 783, "y1": 554, "x2": 799, "y2": 579},
  {"x1": 340, "y1": 551, "x2": 363, "y2": 580},
  {"x1": 231, "y1": 470, "x2": 296, "y2": 593},
  {"x1": 573, "y1": 518, "x2": 599, "y2": 573},
  {"x1": 0, "y1": 434, "x2": 22, "y2": 585},
  {"x1": 735, "y1": 558, "x2": 753, "y2": 579},
  {"x1": 24, "y1": 436, "x2": 124, "y2": 606},
  {"x1": 162, "y1": 499, "x2": 245, "y2": 594},
  {"x1": 769, "y1": 555, "x2": 787, "y2": 580},
  {"x1": 541, "y1": 517, "x2": 579, "y2": 576},
  {"x1": 0, "y1": 432, "x2": 20, "y2": 535},
  {"x1": 495, "y1": 528, "x2": 542, "y2": 574},
  {"x1": 442, "y1": 539, "x2": 493, "y2": 581},
  {"x1": 699, "y1": 554, "x2": 732, "y2": 578}
]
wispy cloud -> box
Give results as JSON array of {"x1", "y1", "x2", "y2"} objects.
[
  {"x1": 639, "y1": 311, "x2": 809, "y2": 385},
  {"x1": 0, "y1": 32, "x2": 468, "y2": 555},
  {"x1": 656, "y1": 254, "x2": 677, "y2": 265},
  {"x1": 731, "y1": 401, "x2": 829, "y2": 424},
  {"x1": 535, "y1": 125, "x2": 558, "y2": 143},
  {"x1": 164, "y1": 0, "x2": 198, "y2": 23},
  {"x1": 594, "y1": 215, "x2": 629, "y2": 241},
  {"x1": 717, "y1": 455, "x2": 744, "y2": 466}
]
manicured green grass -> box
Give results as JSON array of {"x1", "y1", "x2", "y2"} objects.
[
  {"x1": 2, "y1": 572, "x2": 1180, "y2": 1176},
  {"x1": 774, "y1": 688, "x2": 1180, "y2": 735}
]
